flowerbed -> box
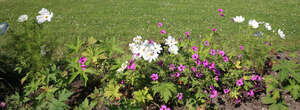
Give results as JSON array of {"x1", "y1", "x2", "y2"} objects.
[{"x1": 0, "y1": 8, "x2": 299, "y2": 110}]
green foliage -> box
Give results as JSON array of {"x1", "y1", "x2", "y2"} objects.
[
  {"x1": 152, "y1": 82, "x2": 177, "y2": 103},
  {"x1": 133, "y1": 87, "x2": 153, "y2": 104},
  {"x1": 104, "y1": 80, "x2": 122, "y2": 101}
]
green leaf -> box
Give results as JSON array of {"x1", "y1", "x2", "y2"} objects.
[
  {"x1": 261, "y1": 96, "x2": 276, "y2": 104},
  {"x1": 152, "y1": 82, "x2": 177, "y2": 103},
  {"x1": 69, "y1": 72, "x2": 80, "y2": 84}
]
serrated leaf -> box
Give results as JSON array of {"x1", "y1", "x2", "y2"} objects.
[{"x1": 152, "y1": 82, "x2": 177, "y2": 103}]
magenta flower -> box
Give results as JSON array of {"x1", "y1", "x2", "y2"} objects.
[
  {"x1": 223, "y1": 56, "x2": 229, "y2": 62},
  {"x1": 204, "y1": 41, "x2": 210, "y2": 46},
  {"x1": 151, "y1": 73, "x2": 159, "y2": 81},
  {"x1": 121, "y1": 80, "x2": 125, "y2": 84},
  {"x1": 209, "y1": 62, "x2": 215, "y2": 70},
  {"x1": 127, "y1": 63, "x2": 136, "y2": 70},
  {"x1": 160, "y1": 105, "x2": 171, "y2": 110},
  {"x1": 160, "y1": 30, "x2": 166, "y2": 34},
  {"x1": 158, "y1": 60, "x2": 163, "y2": 67},
  {"x1": 149, "y1": 39, "x2": 154, "y2": 44},
  {"x1": 212, "y1": 28, "x2": 217, "y2": 32},
  {"x1": 238, "y1": 54, "x2": 242, "y2": 59},
  {"x1": 191, "y1": 66, "x2": 197, "y2": 73},
  {"x1": 218, "y1": 8, "x2": 223, "y2": 12},
  {"x1": 158, "y1": 22, "x2": 163, "y2": 27},
  {"x1": 210, "y1": 49, "x2": 216, "y2": 55},
  {"x1": 218, "y1": 50, "x2": 225, "y2": 56},
  {"x1": 195, "y1": 59, "x2": 201, "y2": 66},
  {"x1": 247, "y1": 90, "x2": 254, "y2": 97},
  {"x1": 195, "y1": 72, "x2": 203, "y2": 78},
  {"x1": 210, "y1": 89, "x2": 218, "y2": 98},
  {"x1": 81, "y1": 65, "x2": 87, "y2": 71},
  {"x1": 78, "y1": 57, "x2": 87, "y2": 65},
  {"x1": 235, "y1": 98, "x2": 241, "y2": 104},
  {"x1": 224, "y1": 89, "x2": 230, "y2": 94},
  {"x1": 236, "y1": 78, "x2": 244, "y2": 86},
  {"x1": 176, "y1": 93, "x2": 183, "y2": 100},
  {"x1": 185, "y1": 31, "x2": 190, "y2": 37},
  {"x1": 251, "y1": 74, "x2": 257, "y2": 81},
  {"x1": 192, "y1": 53, "x2": 198, "y2": 60},
  {"x1": 219, "y1": 13, "x2": 224, "y2": 16},
  {"x1": 256, "y1": 75, "x2": 262, "y2": 81},
  {"x1": 215, "y1": 76, "x2": 219, "y2": 81},
  {"x1": 203, "y1": 59, "x2": 209, "y2": 67},
  {"x1": 192, "y1": 46, "x2": 198, "y2": 51},
  {"x1": 240, "y1": 45, "x2": 244, "y2": 51},
  {"x1": 177, "y1": 64, "x2": 185, "y2": 72},
  {"x1": 175, "y1": 72, "x2": 181, "y2": 78},
  {"x1": 169, "y1": 64, "x2": 176, "y2": 71},
  {"x1": 0, "y1": 102, "x2": 5, "y2": 108}
]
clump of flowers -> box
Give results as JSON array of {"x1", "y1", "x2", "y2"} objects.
[
  {"x1": 160, "y1": 105, "x2": 171, "y2": 110},
  {"x1": 165, "y1": 36, "x2": 179, "y2": 55},
  {"x1": 78, "y1": 57, "x2": 87, "y2": 71}
]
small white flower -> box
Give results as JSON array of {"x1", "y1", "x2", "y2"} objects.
[
  {"x1": 17, "y1": 14, "x2": 28, "y2": 22},
  {"x1": 233, "y1": 16, "x2": 245, "y2": 23},
  {"x1": 248, "y1": 19, "x2": 259, "y2": 28},
  {"x1": 133, "y1": 35, "x2": 142, "y2": 43},
  {"x1": 151, "y1": 43, "x2": 162, "y2": 54},
  {"x1": 36, "y1": 8, "x2": 53, "y2": 24},
  {"x1": 144, "y1": 51, "x2": 159, "y2": 63},
  {"x1": 168, "y1": 45, "x2": 178, "y2": 55},
  {"x1": 165, "y1": 36, "x2": 177, "y2": 46},
  {"x1": 264, "y1": 23, "x2": 272, "y2": 31},
  {"x1": 278, "y1": 29, "x2": 285, "y2": 39},
  {"x1": 117, "y1": 61, "x2": 128, "y2": 73}
]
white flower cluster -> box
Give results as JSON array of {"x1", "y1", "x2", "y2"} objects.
[
  {"x1": 129, "y1": 36, "x2": 162, "y2": 63},
  {"x1": 233, "y1": 16, "x2": 286, "y2": 39},
  {"x1": 36, "y1": 8, "x2": 53, "y2": 24},
  {"x1": 165, "y1": 36, "x2": 178, "y2": 55},
  {"x1": 117, "y1": 61, "x2": 128, "y2": 73}
]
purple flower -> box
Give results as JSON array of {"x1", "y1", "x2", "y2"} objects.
[
  {"x1": 240, "y1": 45, "x2": 244, "y2": 51},
  {"x1": 203, "y1": 59, "x2": 209, "y2": 67},
  {"x1": 121, "y1": 80, "x2": 125, "y2": 84},
  {"x1": 191, "y1": 66, "x2": 197, "y2": 73},
  {"x1": 219, "y1": 13, "x2": 224, "y2": 16},
  {"x1": 218, "y1": 8, "x2": 223, "y2": 12},
  {"x1": 175, "y1": 72, "x2": 181, "y2": 78},
  {"x1": 185, "y1": 31, "x2": 190, "y2": 37},
  {"x1": 192, "y1": 53, "x2": 198, "y2": 60},
  {"x1": 177, "y1": 64, "x2": 185, "y2": 72},
  {"x1": 224, "y1": 89, "x2": 230, "y2": 94},
  {"x1": 176, "y1": 93, "x2": 183, "y2": 100},
  {"x1": 78, "y1": 57, "x2": 87, "y2": 65},
  {"x1": 204, "y1": 41, "x2": 210, "y2": 46},
  {"x1": 0, "y1": 102, "x2": 5, "y2": 108},
  {"x1": 127, "y1": 63, "x2": 136, "y2": 70},
  {"x1": 223, "y1": 56, "x2": 229, "y2": 62},
  {"x1": 236, "y1": 78, "x2": 244, "y2": 86},
  {"x1": 210, "y1": 89, "x2": 218, "y2": 98},
  {"x1": 256, "y1": 75, "x2": 262, "y2": 81},
  {"x1": 169, "y1": 64, "x2": 176, "y2": 71},
  {"x1": 158, "y1": 22, "x2": 163, "y2": 27},
  {"x1": 195, "y1": 72, "x2": 203, "y2": 78},
  {"x1": 251, "y1": 74, "x2": 257, "y2": 81},
  {"x1": 149, "y1": 39, "x2": 154, "y2": 44},
  {"x1": 238, "y1": 54, "x2": 242, "y2": 59},
  {"x1": 151, "y1": 73, "x2": 159, "y2": 81},
  {"x1": 247, "y1": 90, "x2": 254, "y2": 97},
  {"x1": 209, "y1": 62, "x2": 215, "y2": 70},
  {"x1": 192, "y1": 46, "x2": 198, "y2": 51},
  {"x1": 158, "y1": 60, "x2": 163, "y2": 67},
  {"x1": 160, "y1": 105, "x2": 171, "y2": 110},
  {"x1": 212, "y1": 28, "x2": 217, "y2": 32},
  {"x1": 215, "y1": 69, "x2": 221, "y2": 76},
  {"x1": 195, "y1": 59, "x2": 201, "y2": 66},
  {"x1": 235, "y1": 98, "x2": 241, "y2": 104},
  {"x1": 218, "y1": 50, "x2": 225, "y2": 56},
  {"x1": 160, "y1": 30, "x2": 166, "y2": 34},
  {"x1": 215, "y1": 76, "x2": 219, "y2": 81},
  {"x1": 210, "y1": 49, "x2": 216, "y2": 55},
  {"x1": 81, "y1": 64, "x2": 87, "y2": 71}
]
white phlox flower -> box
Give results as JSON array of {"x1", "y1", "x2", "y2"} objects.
[
  {"x1": 233, "y1": 16, "x2": 245, "y2": 23},
  {"x1": 248, "y1": 19, "x2": 259, "y2": 28}
]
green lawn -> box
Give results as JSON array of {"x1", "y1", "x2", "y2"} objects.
[{"x1": 1, "y1": 0, "x2": 299, "y2": 51}]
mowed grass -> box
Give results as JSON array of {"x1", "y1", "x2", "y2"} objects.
[{"x1": 0, "y1": 0, "x2": 300, "y2": 51}]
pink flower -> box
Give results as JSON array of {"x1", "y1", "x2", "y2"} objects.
[
  {"x1": 235, "y1": 98, "x2": 241, "y2": 104},
  {"x1": 158, "y1": 22, "x2": 163, "y2": 27},
  {"x1": 176, "y1": 93, "x2": 183, "y2": 100},
  {"x1": 175, "y1": 72, "x2": 181, "y2": 78},
  {"x1": 218, "y1": 8, "x2": 223, "y2": 12},
  {"x1": 203, "y1": 59, "x2": 209, "y2": 67},
  {"x1": 127, "y1": 63, "x2": 136, "y2": 70},
  {"x1": 160, "y1": 30, "x2": 166, "y2": 34},
  {"x1": 121, "y1": 80, "x2": 125, "y2": 84},
  {"x1": 191, "y1": 66, "x2": 197, "y2": 73},
  {"x1": 238, "y1": 54, "x2": 242, "y2": 59},
  {"x1": 192, "y1": 53, "x2": 198, "y2": 60},
  {"x1": 204, "y1": 41, "x2": 210, "y2": 46},
  {"x1": 192, "y1": 46, "x2": 198, "y2": 51},
  {"x1": 78, "y1": 57, "x2": 87, "y2": 65},
  {"x1": 209, "y1": 62, "x2": 215, "y2": 70},
  {"x1": 240, "y1": 45, "x2": 244, "y2": 51},
  {"x1": 251, "y1": 74, "x2": 257, "y2": 81},
  {"x1": 160, "y1": 105, "x2": 171, "y2": 110},
  {"x1": 177, "y1": 64, "x2": 185, "y2": 72},
  {"x1": 195, "y1": 60, "x2": 201, "y2": 66},
  {"x1": 81, "y1": 65, "x2": 87, "y2": 71},
  {"x1": 210, "y1": 49, "x2": 216, "y2": 55},
  {"x1": 218, "y1": 50, "x2": 225, "y2": 56},
  {"x1": 224, "y1": 89, "x2": 230, "y2": 94},
  {"x1": 0, "y1": 102, "x2": 5, "y2": 108},
  {"x1": 236, "y1": 78, "x2": 244, "y2": 86},
  {"x1": 169, "y1": 64, "x2": 176, "y2": 71},
  {"x1": 151, "y1": 73, "x2": 159, "y2": 81},
  {"x1": 223, "y1": 56, "x2": 229, "y2": 62},
  {"x1": 195, "y1": 72, "x2": 203, "y2": 78},
  {"x1": 185, "y1": 31, "x2": 190, "y2": 37},
  {"x1": 212, "y1": 28, "x2": 217, "y2": 32},
  {"x1": 247, "y1": 90, "x2": 254, "y2": 97},
  {"x1": 256, "y1": 75, "x2": 262, "y2": 81},
  {"x1": 219, "y1": 13, "x2": 224, "y2": 16},
  {"x1": 210, "y1": 89, "x2": 218, "y2": 98},
  {"x1": 215, "y1": 76, "x2": 219, "y2": 81}
]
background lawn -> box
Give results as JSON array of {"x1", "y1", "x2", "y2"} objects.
[{"x1": 0, "y1": 0, "x2": 300, "y2": 52}]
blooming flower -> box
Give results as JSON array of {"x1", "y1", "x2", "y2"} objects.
[
  {"x1": 160, "y1": 30, "x2": 166, "y2": 34},
  {"x1": 117, "y1": 61, "x2": 128, "y2": 73},
  {"x1": 218, "y1": 8, "x2": 223, "y2": 12},
  {"x1": 210, "y1": 89, "x2": 218, "y2": 98},
  {"x1": 185, "y1": 31, "x2": 190, "y2": 37},
  {"x1": 223, "y1": 56, "x2": 229, "y2": 62},
  {"x1": 191, "y1": 66, "x2": 197, "y2": 73},
  {"x1": 192, "y1": 53, "x2": 198, "y2": 60},
  {"x1": 224, "y1": 89, "x2": 230, "y2": 94},
  {"x1": 195, "y1": 72, "x2": 203, "y2": 78},
  {"x1": 127, "y1": 60, "x2": 136, "y2": 70},
  {"x1": 151, "y1": 73, "x2": 159, "y2": 81},
  {"x1": 204, "y1": 41, "x2": 210, "y2": 46},
  {"x1": 195, "y1": 59, "x2": 201, "y2": 66},
  {"x1": 158, "y1": 22, "x2": 163, "y2": 27},
  {"x1": 160, "y1": 105, "x2": 171, "y2": 110},
  {"x1": 78, "y1": 57, "x2": 87, "y2": 65},
  {"x1": 235, "y1": 98, "x2": 241, "y2": 104},
  {"x1": 165, "y1": 36, "x2": 178, "y2": 46},
  {"x1": 169, "y1": 64, "x2": 176, "y2": 71},
  {"x1": 264, "y1": 23, "x2": 272, "y2": 30},
  {"x1": 36, "y1": 8, "x2": 53, "y2": 24},
  {"x1": 176, "y1": 93, "x2": 183, "y2": 100},
  {"x1": 168, "y1": 45, "x2": 179, "y2": 55},
  {"x1": 219, "y1": 13, "x2": 224, "y2": 16},
  {"x1": 236, "y1": 78, "x2": 244, "y2": 86},
  {"x1": 203, "y1": 59, "x2": 209, "y2": 67},
  {"x1": 209, "y1": 62, "x2": 215, "y2": 70},
  {"x1": 215, "y1": 76, "x2": 219, "y2": 81},
  {"x1": 178, "y1": 64, "x2": 185, "y2": 72},
  {"x1": 133, "y1": 36, "x2": 142, "y2": 43},
  {"x1": 0, "y1": 102, "x2": 5, "y2": 108},
  {"x1": 251, "y1": 74, "x2": 257, "y2": 81},
  {"x1": 174, "y1": 72, "x2": 181, "y2": 78},
  {"x1": 278, "y1": 29, "x2": 285, "y2": 39},
  {"x1": 121, "y1": 80, "x2": 125, "y2": 84},
  {"x1": 240, "y1": 45, "x2": 244, "y2": 51},
  {"x1": 218, "y1": 50, "x2": 225, "y2": 56},
  {"x1": 17, "y1": 14, "x2": 28, "y2": 22},
  {"x1": 192, "y1": 46, "x2": 198, "y2": 51},
  {"x1": 210, "y1": 49, "x2": 216, "y2": 55},
  {"x1": 158, "y1": 60, "x2": 163, "y2": 67},
  {"x1": 238, "y1": 54, "x2": 242, "y2": 59},
  {"x1": 248, "y1": 19, "x2": 259, "y2": 28},
  {"x1": 212, "y1": 28, "x2": 217, "y2": 32},
  {"x1": 256, "y1": 75, "x2": 262, "y2": 81},
  {"x1": 247, "y1": 90, "x2": 254, "y2": 97},
  {"x1": 233, "y1": 16, "x2": 245, "y2": 23},
  {"x1": 81, "y1": 64, "x2": 87, "y2": 71}
]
